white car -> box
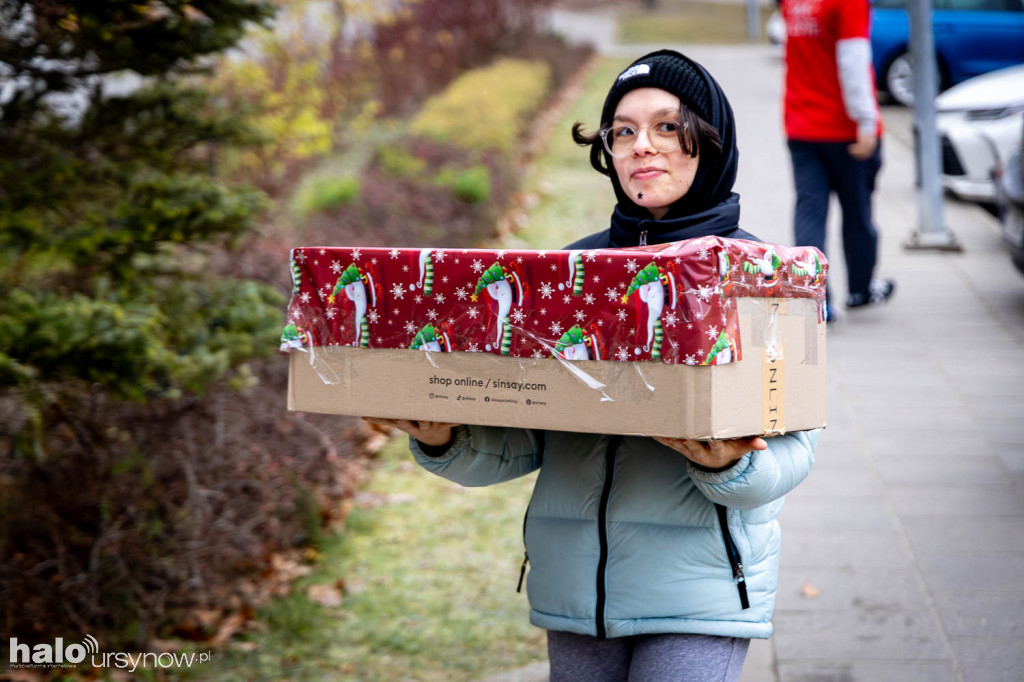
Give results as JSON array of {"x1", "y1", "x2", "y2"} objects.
[{"x1": 936, "y1": 64, "x2": 1024, "y2": 207}]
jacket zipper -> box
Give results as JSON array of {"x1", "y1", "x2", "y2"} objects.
[
  {"x1": 517, "y1": 503, "x2": 530, "y2": 593},
  {"x1": 639, "y1": 229, "x2": 648, "y2": 246},
  {"x1": 715, "y1": 503, "x2": 750, "y2": 610},
  {"x1": 595, "y1": 435, "x2": 622, "y2": 639}
]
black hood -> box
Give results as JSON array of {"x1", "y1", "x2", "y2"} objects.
[{"x1": 565, "y1": 193, "x2": 758, "y2": 250}]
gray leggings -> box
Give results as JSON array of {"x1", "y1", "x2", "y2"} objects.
[{"x1": 547, "y1": 630, "x2": 750, "y2": 682}]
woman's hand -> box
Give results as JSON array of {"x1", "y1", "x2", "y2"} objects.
[
  {"x1": 654, "y1": 436, "x2": 767, "y2": 470},
  {"x1": 362, "y1": 417, "x2": 459, "y2": 447}
]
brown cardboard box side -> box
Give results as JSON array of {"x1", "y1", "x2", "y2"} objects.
[{"x1": 288, "y1": 298, "x2": 826, "y2": 439}]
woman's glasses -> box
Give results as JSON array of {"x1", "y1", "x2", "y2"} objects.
[{"x1": 600, "y1": 120, "x2": 687, "y2": 158}]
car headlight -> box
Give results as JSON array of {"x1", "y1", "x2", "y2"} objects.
[{"x1": 966, "y1": 104, "x2": 1024, "y2": 121}]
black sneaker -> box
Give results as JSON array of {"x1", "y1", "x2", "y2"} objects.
[{"x1": 846, "y1": 278, "x2": 896, "y2": 309}]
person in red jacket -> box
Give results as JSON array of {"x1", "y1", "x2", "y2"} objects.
[{"x1": 782, "y1": 0, "x2": 895, "y2": 319}]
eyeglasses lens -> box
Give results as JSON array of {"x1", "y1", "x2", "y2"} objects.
[{"x1": 603, "y1": 121, "x2": 683, "y2": 157}]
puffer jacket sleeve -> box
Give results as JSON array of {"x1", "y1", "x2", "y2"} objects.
[
  {"x1": 409, "y1": 425, "x2": 544, "y2": 488},
  {"x1": 686, "y1": 429, "x2": 819, "y2": 510}
]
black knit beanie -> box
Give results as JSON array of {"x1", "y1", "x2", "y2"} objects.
[{"x1": 598, "y1": 49, "x2": 739, "y2": 219}]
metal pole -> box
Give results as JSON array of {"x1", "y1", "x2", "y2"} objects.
[
  {"x1": 905, "y1": 0, "x2": 961, "y2": 250},
  {"x1": 747, "y1": 0, "x2": 760, "y2": 42}
]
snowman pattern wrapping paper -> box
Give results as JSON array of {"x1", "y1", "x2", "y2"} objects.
[{"x1": 281, "y1": 237, "x2": 827, "y2": 367}]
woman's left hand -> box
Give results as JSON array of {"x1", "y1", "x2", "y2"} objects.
[{"x1": 654, "y1": 436, "x2": 767, "y2": 470}]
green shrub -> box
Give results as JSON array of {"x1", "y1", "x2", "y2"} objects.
[
  {"x1": 295, "y1": 176, "x2": 361, "y2": 215},
  {"x1": 376, "y1": 146, "x2": 428, "y2": 178},
  {"x1": 411, "y1": 58, "x2": 552, "y2": 156},
  {"x1": 437, "y1": 164, "x2": 491, "y2": 204}
]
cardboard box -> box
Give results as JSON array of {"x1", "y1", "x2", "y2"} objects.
[{"x1": 283, "y1": 238, "x2": 827, "y2": 439}]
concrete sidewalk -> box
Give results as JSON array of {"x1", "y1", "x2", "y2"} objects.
[
  {"x1": 696, "y1": 43, "x2": 1024, "y2": 682},
  {"x1": 484, "y1": 29, "x2": 1024, "y2": 682}
]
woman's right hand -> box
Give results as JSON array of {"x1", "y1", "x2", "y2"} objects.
[{"x1": 362, "y1": 417, "x2": 459, "y2": 447}]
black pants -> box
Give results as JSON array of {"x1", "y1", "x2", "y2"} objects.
[{"x1": 788, "y1": 138, "x2": 883, "y2": 306}]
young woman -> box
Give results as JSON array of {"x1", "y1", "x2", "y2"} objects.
[{"x1": 367, "y1": 50, "x2": 818, "y2": 682}]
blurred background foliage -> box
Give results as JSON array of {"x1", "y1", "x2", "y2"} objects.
[{"x1": 0, "y1": 0, "x2": 590, "y2": 661}]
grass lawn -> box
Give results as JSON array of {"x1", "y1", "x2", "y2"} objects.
[
  {"x1": 618, "y1": 0, "x2": 774, "y2": 46},
  {"x1": 174, "y1": 438, "x2": 540, "y2": 681}
]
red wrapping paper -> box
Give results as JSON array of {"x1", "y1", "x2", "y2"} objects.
[{"x1": 281, "y1": 237, "x2": 827, "y2": 366}]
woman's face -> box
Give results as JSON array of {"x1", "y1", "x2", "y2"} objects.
[{"x1": 610, "y1": 88, "x2": 699, "y2": 220}]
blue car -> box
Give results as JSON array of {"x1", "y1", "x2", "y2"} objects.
[{"x1": 871, "y1": 0, "x2": 1024, "y2": 106}]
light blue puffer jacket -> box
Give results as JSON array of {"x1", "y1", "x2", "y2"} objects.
[{"x1": 411, "y1": 426, "x2": 818, "y2": 640}]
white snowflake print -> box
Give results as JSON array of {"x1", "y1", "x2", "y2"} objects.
[
  {"x1": 426, "y1": 309, "x2": 438, "y2": 320},
  {"x1": 550, "y1": 263, "x2": 558, "y2": 272},
  {"x1": 471, "y1": 259, "x2": 485, "y2": 273},
  {"x1": 517, "y1": 256, "x2": 524, "y2": 264},
  {"x1": 625, "y1": 259, "x2": 639, "y2": 273},
  {"x1": 687, "y1": 322, "x2": 694, "y2": 330},
  {"x1": 404, "y1": 321, "x2": 416, "y2": 335},
  {"x1": 330, "y1": 260, "x2": 342, "y2": 274},
  {"x1": 414, "y1": 295, "x2": 422, "y2": 304},
  {"x1": 664, "y1": 311, "x2": 678, "y2": 327},
  {"x1": 402, "y1": 265, "x2": 410, "y2": 272},
  {"x1": 325, "y1": 308, "x2": 336, "y2": 320},
  {"x1": 351, "y1": 249, "x2": 362, "y2": 260},
  {"x1": 584, "y1": 293, "x2": 596, "y2": 305},
  {"x1": 532, "y1": 348, "x2": 545, "y2": 359},
  {"x1": 294, "y1": 250, "x2": 307, "y2": 261},
  {"x1": 435, "y1": 293, "x2": 446, "y2": 304},
  {"x1": 293, "y1": 309, "x2": 304, "y2": 318},
  {"x1": 496, "y1": 250, "x2": 507, "y2": 260},
  {"x1": 467, "y1": 342, "x2": 480, "y2": 352},
  {"x1": 538, "y1": 251, "x2": 549, "y2": 258},
  {"x1": 593, "y1": 275, "x2": 602, "y2": 284},
  {"x1": 367, "y1": 310, "x2": 380, "y2": 324},
  {"x1": 300, "y1": 292, "x2": 311, "y2": 303},
  {"x1": 597, "y1": 319, "x2": 605, "y2": 327},
  {"x1": 370, "y1": 258, "x2": 378, "y2": 265},
  {"x1": 441, "y1": 276, "x2": 449, "y2": 284},
  {"x1": 706, "y1": 325, "x2": 719, "y2": 340},
  {"x1": 574, "y1": 310, "x2": 586, "y2": 322},
  {"x1": 539, "y1": 282, "x2": 555, "y2": 299},
  {"x1": 606, "y1": 287, "x2": 620, "y2": 302},
  {"x1": 584, "y1": 251, "x2": 598, "y2": 262},
  {"x1": 698, "y1": 247, "x2": 710, "y2": 260},
  {"x1": 433, "y1": 250, "x2": 446, "y2": 263},
  {"x1": 606, "y1": 257, "x2": 613, "y2": 263},
  {"x1": 696, "y1": 285, "x2": 714, "y2": 302},
  {"x1": 616, "y1": 346, "x2": 630, "y2": 361},
  {"x1": 563, "y1": 295, "x2": 571, "y2": 304},
  {"x1": 390, "y1": 284, "x2": 405, "y2": 300},
  {"x1": 511, "y1": 308, "x2": 527, "y2": 325},
  {"x1": 467, "y1": 307, "x2": 480, "y2": 320},
  {"x1": 685, "y1": 354, "x2": 697, "y2": 365},
  {"x1": 318, "y1": 249, "x2": 326, "y2": 255},
  {"x1": 549, "y1": 321, "x2": 564, "y2": 336},
  {"x1": 389, "y1": 249, "x2": 400, "y2": 259},
  {"x1": 616, "y1": 310, "x2": 628, "y2": 321},
  {"x1": 455, "y1": 287, "x2": 469, "y2": 300},
  {"x1": 376, "y1": 337, "x2": 383, "y2": 345},
  {"x1": 539, "y1": 308, "x2": 547, "y2": 317}
]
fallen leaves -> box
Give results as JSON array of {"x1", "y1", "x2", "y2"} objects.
[{"x1": 800, "y1": 581, "x2": 822, "y2": 599}]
